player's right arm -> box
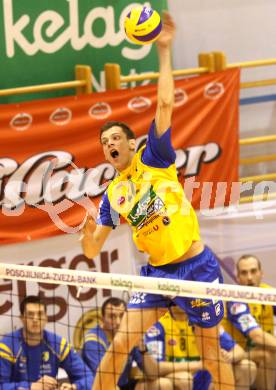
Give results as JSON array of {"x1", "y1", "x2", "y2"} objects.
[{"x1": 81, "y1": 192, "x2": 118, "y2": 259}]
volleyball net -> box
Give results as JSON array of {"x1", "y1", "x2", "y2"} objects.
[{"x1": 0, "y1": 262, "x2": 275, "y2": 389}]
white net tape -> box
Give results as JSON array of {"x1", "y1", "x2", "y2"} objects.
[{"x1": 1, "y1": 262, "x2": 276, "y2": 305}]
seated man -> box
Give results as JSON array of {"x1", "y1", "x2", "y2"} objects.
[
  {"x1": 145, "y1": 305, "x2": 256, "y2": 390},
  {"x1": 222, "y1": 254, "x2": 276, "y2": 390},
  {"x1": 81, "y1": 297, "x2": 191, "y2": 390},
  {"x1": 0, "y1": 295, "x2": 93, "y2": 390}
]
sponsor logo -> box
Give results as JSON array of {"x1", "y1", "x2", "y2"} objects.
[
  {"x1": 128, "y1": 96, "x2": 151, "y2": 113},
  {"x1": 204, "y1": 82, "x2": 224, "y2": 100},
  {"x1": 158, "y1": 282, "x2": 180, "y2": 295},
  {"x1": 42, "y1": 351, "x2": 49, "y2": 362},
  {"x1": 129, "y1": 292, "x2": 147, "y2": 305},
  {"x1": 110, "y1": 277, "x2": 132, "y2": 289},
  {"x1": 89, "y1": 102, "x2": 111, "y2": 119},
  {"x1": 146, "y1": 341, "x2": 163, "y2": 360},
  {"x1": 238, "y1": 314, "x2": 258, "y2": 332},
  {"x1": 2, "y1": 1, "x2": 152, "y2": 61},
  {"x1": 117, "y1": 196, "x2": 126, "y2": 205},
  {"x1": 128, "y1": 185, "x2": 164, "y2": 227},
  {"x1": 230, "y1": 303, "x2": 247, "y2": 315},
  {"x1": 191, "y1": 299, "x2": 211, "y2": 308},
  {"x1": 142, "y1": 224, "x2": 159, "y2": 237},
  {"x1": 174, "y1": 88, "x2": 188, "y2": 107},
  {"x1": 146, "y1": 326, "x2": 161, "y2": 337},
  {"x1": 49, "y1": 107, "x2": 72, "y2": 126},
  {"x1": 202, "y1": 311, "x2": 211, "y2": 321},
  {"x1": 10, "y1": 112, "x2": 32, "y2": 131},
  {"x1": 162, "y1": 216, "x2": 170, "y2": 226},
  {"x1": 168, "y1": 338, "x2": 177, "y2": 346}
]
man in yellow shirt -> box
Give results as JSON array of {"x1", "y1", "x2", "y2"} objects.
[
  {"x1": 223, "y1": 254, "x2": 276, "y2": 390},
  {"x1": 81, "y1": 11, "x2": 234, "y2": 390},
  {"x1": 145, "y1": 306, "x2": 256, "y2": 390}
]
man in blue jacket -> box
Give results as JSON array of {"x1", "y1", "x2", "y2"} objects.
[
  {"x1": 0, "y1": 295, "x2": 93, "y2": 390},
  {"x1": 82, "y1": 297, "x2": 189, "y2": 389},
  {"x1": 82, "y1": 297, "x2": 144, "y2": 390}
]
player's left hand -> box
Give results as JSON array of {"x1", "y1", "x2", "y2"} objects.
[
  {"x1": 156, "y1": 11, "x2": 176, "y2": 48},
  {"x1": 220, "y1": 348, "x2": 232, "y2": 363}
]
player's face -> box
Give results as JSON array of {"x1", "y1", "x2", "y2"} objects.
[
  {"x1": 21, "y1": 303, "x2": 47, "y2": 339},
  {"x1": 100, "y1": 126, "x2": 136, "y2": 172},
  {"x1": 237, "y1": 257, "x2": 263, "y2": 287},
  {"x1": 102, "y1": 303, "x2": 125, "y2": 334}
]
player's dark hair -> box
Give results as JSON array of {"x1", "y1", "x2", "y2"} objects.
[
  {"x1": 100, "y1": 121, "x2": 135, "y2": 141},
  {"x1": 237, "y1": 254, "x2": 262, "y2": 272},
  {"x1": 20, "y1": 295, "x2": 47, "y2": 315},
  {"x1": 101, "y1": 297, "x2": 126, "y2": 317}
]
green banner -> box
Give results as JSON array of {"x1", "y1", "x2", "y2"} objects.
[{"x1": 0, "y1": 0, "x2": 167, "y2": 103}]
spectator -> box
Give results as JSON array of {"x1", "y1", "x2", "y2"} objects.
[
  {"x1": 82, "y1": 297, "x2": 191, "y2": 389},
  {"x1": 145, "y1": 305, "x2": 256, "y2": 390},
  {"x1": 223, "y1": 254, "x2": 276, "y2": 390},
  {"x1": 0, "y1": 295, "x2": 93, "y2": 390}
]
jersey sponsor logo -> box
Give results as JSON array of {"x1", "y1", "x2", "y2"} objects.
[
  {"x1": 191, "y1": 299, "x2": 211, "y2": 308},
  {"x1": 42, "y1": 351, "x2": 50, "y2": 362},
  {"x1": 230, "y1": 303, "x2": 248, "y2": 315},
  {"x1": 168, "y1": 338, "x2": 177, "y2": 346},
  {"x1": 238, "y1": 314, "x2": 258, "y2": 332},
  {"x1": 146, "y1": 326, "x2": 161, "y2": 337},
  {"x1": 117, "y1": 196, "x2": 126, "y2": 205},
  {"x1": 162, "y1": 216, "x2": 170, "y2": 226},
  {"x1": 142, "y1": 224, "x2": 159, "y2": 237},
  {"x1": 127, "y1": 185, "x2": 165, "y2": 229}
]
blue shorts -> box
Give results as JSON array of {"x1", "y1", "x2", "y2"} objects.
[{"x1": 128, "y1": 246, "x2": 224, "y2": 328}]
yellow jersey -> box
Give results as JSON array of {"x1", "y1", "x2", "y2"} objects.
[
  {"x1": 145, "y1": 311, "x2": 199, "y2": 361},
  {"x1": 105, "y1": 145, "x2": 200, "y2": 266}
]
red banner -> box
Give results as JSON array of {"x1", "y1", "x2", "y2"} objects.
[{"x1": 0, "y1": 68, "x2": 240, "y2": 244}]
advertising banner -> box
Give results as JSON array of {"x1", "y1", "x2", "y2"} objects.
[
  {"x1": 0, "y1": 68, "x2": 240, "y2": 244},
  {"x1": 0, "y1": 0, "x2": 167, "y2": 103}
]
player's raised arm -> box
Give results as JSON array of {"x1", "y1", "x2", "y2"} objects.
[{"x1": 155, "y1": 11, "x2": 176, "y2": 138}]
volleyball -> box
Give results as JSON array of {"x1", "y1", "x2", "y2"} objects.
[{"x1": 124, "y1": 6, "x2": 162, "y2": 45}]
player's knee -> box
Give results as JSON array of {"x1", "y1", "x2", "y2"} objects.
[
  {"x1": 172, "y1": 371, "x2": 194, "y2": 390},
  {"x1": 159, "y1": 377, "x2": 174, "y2": 390},
  {"x1": 258, "y1": 349, "x2": 275, "y2": 367},
  {"x1": 234, "y1": 359, "x2": 257, "y2": 385}
]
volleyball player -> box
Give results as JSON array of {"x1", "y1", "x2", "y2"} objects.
[{"x1": 81, "y1": 12, "x2": 234, "y2": 390}]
